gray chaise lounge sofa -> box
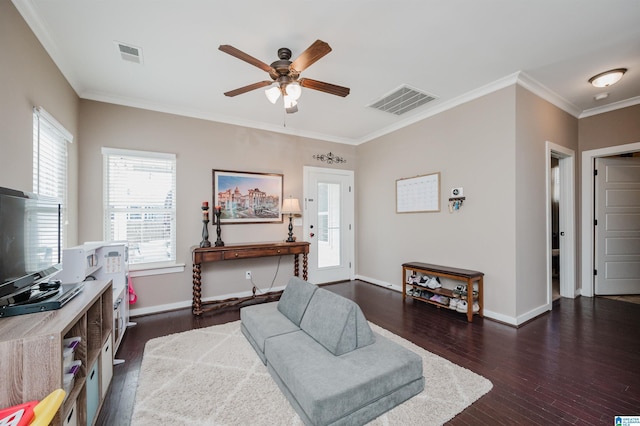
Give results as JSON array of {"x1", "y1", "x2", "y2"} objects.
[{"x1": 240, "y1": 276, "x2": 424, "y2": 426}]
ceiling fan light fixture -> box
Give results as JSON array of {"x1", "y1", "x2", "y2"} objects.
[
  {"x1": 285, "y1": 82, "x2": 302, "y2": 100},
  {"x1": 284, "y1": 96, "x2": 298, "y2": 113},
  {"x1": 588, "y1": 68, "x2": 627, "y2": 88},
  {"x1": 283, "y1": 96, "x2": 297, "y2": 108},
  {"x1": 265, "y1": 86, "x2": 281, "y2": 104}
]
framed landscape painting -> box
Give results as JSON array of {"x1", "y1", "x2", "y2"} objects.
[{"x1": 212, "y1": 170, "x2": 283, "y2": 223}]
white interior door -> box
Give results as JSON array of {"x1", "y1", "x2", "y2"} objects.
[
  {"x1": 546, "y1": 142, "x2": 576, "y2": 304},
  {"x1": 595, "y1": 156, "x2": 640, "y2": 295},
  {"x1": 303, "y1": 166, "x2": 354, "y2": 284}
]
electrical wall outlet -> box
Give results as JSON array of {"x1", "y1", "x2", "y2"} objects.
[{"x1": 245, "y1": 271, "x2": 251, "y2": 280}]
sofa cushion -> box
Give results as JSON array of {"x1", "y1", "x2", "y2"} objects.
[
  {"x1": 277, "y1": 276, "x2": 318, "y2": 326},
  {"x1": 265, "y1": 330, "x2": 424, "y2": 426},
  {"x1": 240, "y1": 302, "x2": 300, "y2": 361},
  {"x1": 299, "y1": 288, "x2": 375, "y2": 356}
]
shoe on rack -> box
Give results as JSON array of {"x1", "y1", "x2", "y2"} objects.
[
  {"x1": 453, "y1": 284, "x2": 466, "y2": 297},
  {"x1": 429, "y1": 294, "x2": 448, "y2": 305},
  {"x1": 460, "y1": 288, "x2": 478, "y2": 298},
  {"x1": 418, "y1": 275, "x2": 430, "y2": 287},
  {"x1": 439, "y1": 295, "x2": 449, "y2": 305},
  {"x1": 456, "y1": 300, "x2": 468, "y2": 313},
  {"x1": 473, "y1": 302, "x2": 480, "y2": 313},
  {"x1": 407, "y1": 274, "x2": 417, "y2": 284},
  {"x1": 449, "y1": 298, "x2": 459, "y2": 310},
  {"x1": 426, "y1": 277, "x2": 442, "y2": 289}
]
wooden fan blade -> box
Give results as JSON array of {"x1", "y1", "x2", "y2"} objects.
[
  {"x1": 290, "y1": 40, "x2": 332, "y2": 73},
  {"x1": 224, "y1": 81, "x2": 273, "y2": 97},
  {"x1": 219, "y1": 45, "x2": 274, "y2": 73},
  {"x1": 299, "y1": 78, "x2": 350, "y2": 97}
]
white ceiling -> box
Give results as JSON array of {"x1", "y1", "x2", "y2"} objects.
[{"x1": 13, "y1": 0, "x2": 640, "y2": 145}]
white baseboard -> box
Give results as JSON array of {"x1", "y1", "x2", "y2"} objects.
[
  {"x1": 354, "y1": 274, "x2": 403, "y2": 293},
  {"x1": 356, "y1": 274, "x2": 527, "y2": 326},
  {"x1": 515, "y1": 303, "x2": 552, "y2": 326}
]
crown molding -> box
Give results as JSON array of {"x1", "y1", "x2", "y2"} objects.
[
  {"x1": 80, "y1": 90, "x2": 358, "y2": 145},
  {"x1": 579, "y1": 96, "x2": 640, "y2": 118},
  {"x1": 515, "y1": 72, "x2": 582, "y2": 118}
]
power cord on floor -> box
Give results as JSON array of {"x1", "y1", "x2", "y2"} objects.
[{"x1": 251, "y1": 255, "x2": 282, "y2": 295}]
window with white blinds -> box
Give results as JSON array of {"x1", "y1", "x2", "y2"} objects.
[
  {"x1": 102, "y1": 148, "x2": 176, "y2": 266},
  {"x1": 33, "y1": 107, "x2": 70, "y2": 250}
]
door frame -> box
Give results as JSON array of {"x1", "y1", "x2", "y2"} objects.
[
  {"x1": 302, "y1": 166, "x2": 355, "y2": 283},
  {"x1": 581, "y1": 141, "x2": 640, "y2": 297},
  {"x1": 545, "y1": 141, "x2": 577, "y2": 304}
]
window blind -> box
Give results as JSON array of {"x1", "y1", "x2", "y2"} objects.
[
  {"x1": 33, "y1": 107, "x2": 69, "y2": 201},
  {"x1": 102, "y1": 148, "x2": 176, "y2": 265},
  {"x1": 33, "y1": 107, "x2": 69, "y2": 252}
]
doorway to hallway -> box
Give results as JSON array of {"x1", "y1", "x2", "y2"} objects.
[{"x1": 546, "y1": 141, "x2": 576, "y2": 306}]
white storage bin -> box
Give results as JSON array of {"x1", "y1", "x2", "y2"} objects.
[
  {"x1": 62, "y1": 347, "x2": 75, "y2": 371},
  {"x1": 100, "y1": 334, "x2": 113, "y2": 397},
  {"x1": 63, "y1": 401, "x2": 78, "y2": 426},
  {"x1": 63, "y1": 372, "x2": 75, "y2": 396}
]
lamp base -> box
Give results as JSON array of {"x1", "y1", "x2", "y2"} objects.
[{"x1": 286, "y1": 214, "x2": 295, "y2": 242}]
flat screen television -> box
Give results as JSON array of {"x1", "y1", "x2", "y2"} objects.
[{"x1": 0, "y1": 186, "x2": 62, "y2": 304}]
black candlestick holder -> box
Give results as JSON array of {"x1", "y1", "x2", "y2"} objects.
[
  {"x1": 214, "y1": 207, "x2": 224, "y2": 247},
  {"x1": 200, "y1": 206, "x2": 211, "y2": 248}
]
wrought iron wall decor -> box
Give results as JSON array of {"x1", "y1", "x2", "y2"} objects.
[{"x1": 312, "y1": 152, "x2": 347, "y2": 164}]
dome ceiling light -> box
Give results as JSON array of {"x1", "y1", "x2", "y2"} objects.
[{"x1": 588, "y1": 68, "x2": 627, "y2": 88}]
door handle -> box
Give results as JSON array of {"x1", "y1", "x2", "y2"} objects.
[
  {"x1": 560, "y1": 232, "x2": 565, "y2": 236},
  {"x1": 310, "y1": 233, "x2": 315, "y2": 238}
]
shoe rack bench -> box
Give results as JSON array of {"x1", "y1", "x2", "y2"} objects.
[{"x1": 402, "y1": 262, "x2": 484, "y2": 322}]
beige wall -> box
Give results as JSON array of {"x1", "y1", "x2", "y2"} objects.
[
  {"x1": 356, "y1": 85, "x2": 579, "y2": 324},
  {"x1": 356, "y1": 87, "x2": 519, "y2": 320},
  {"x1": 0, "y1": 1, "x2": 80, "y2": 246},
  {"x1": 578, "y1": 104, "x2": 640, "y2": 152},
  {"x1": 514, "y1": 86, "x2": 578, "y2": 318},
  {"x1": 78, "y1": 100, "x2": 356, "y2": 312}
]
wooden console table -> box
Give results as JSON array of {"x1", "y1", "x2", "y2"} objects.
[{"x1": 191, "y1": 241, "x2": 310, "y2": 315}]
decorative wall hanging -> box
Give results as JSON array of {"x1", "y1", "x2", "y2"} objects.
[
  {"x1": 213, "y1": 170, "x2": 283, "y2": 224},
  {"x1": 312, "y1": 152, "x2": 347, "y2": 164}
]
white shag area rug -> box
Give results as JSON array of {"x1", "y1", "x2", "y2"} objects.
[{"x1": 131, "y1": 320, "x2": 492, "y2": 425}]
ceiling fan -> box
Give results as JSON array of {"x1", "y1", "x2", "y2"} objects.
[{"x1": 219, "y1": 40, "x2": 350, "y2": 113}]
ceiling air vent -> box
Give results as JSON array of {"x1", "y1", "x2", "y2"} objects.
[
  {"x1": 115, "y1": 41, "x2": 143, "y2": 64},
  {"x1": 368, "y1": 84, "x2": 437, "y2": 115}
]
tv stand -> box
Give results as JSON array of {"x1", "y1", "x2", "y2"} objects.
[{"x1": 0, "y1": 279, "x2": 113, "y2": 426}]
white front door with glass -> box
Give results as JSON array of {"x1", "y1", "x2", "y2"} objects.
[{"x1": 303, "y1": 166, "x2": 354, "y2": 284}]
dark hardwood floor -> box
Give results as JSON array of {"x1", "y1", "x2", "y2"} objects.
[{"x1": 97, "y1": 280, "x2": 640, "y2": 425}]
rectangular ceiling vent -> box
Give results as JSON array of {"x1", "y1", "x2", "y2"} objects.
[
  {"x1": 368, "y1": 84, "x2": 437, "y2": 115},
  {"x1": 115, "y1": 41, "x2": 143, "y2": 64}
]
